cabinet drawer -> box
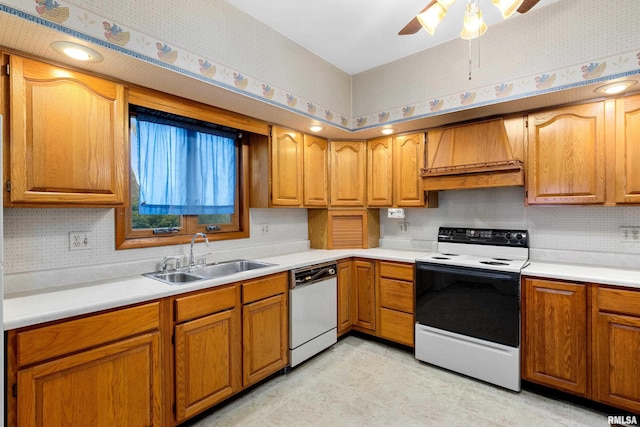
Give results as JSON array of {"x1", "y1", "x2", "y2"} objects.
[
  {"x1": 16, "y1": 302, "x2": 160, "y2": 366},
  {"x1": 242, "y1": 272, "x2": 288, "y2": 304},
  {"x1": 379, "y1": 308, "x2": 414, "y2": 347},
  {"x1": 379, "y1": 261, "x2": 413, "y2": 281},
  {"x1": 175, "y1": 284, "x2": 239, "y2": 323},
  {"x1": 596, "y1": 287, "x2": 640, "y2": 317},
  {"x1": 379, "y1": 278, "x2": 414, "y2": 313}
]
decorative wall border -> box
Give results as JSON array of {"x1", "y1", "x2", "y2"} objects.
[{"x1": 1, "y1": 1, "x2": 639, "y2": 133}]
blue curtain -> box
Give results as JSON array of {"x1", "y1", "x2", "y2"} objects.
[{"x1": 131, "y1": 115, "x2": 236, "y2": 215}]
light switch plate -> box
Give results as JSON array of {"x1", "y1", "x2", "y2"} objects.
[{"x1": 388, "y1": 208, "x2": 405, "y2": 219}]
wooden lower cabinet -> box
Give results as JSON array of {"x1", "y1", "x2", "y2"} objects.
[
  {"x1": 337, "y1": 260, "x2": 354, "y2": 336},
  {"x1": 6, "y1": 302, "x2": 164, "y2": 427},
  {"x1": 523, "y1": 278, "x2": 640, "y2": 414},
  {"x1": 242, "y1": 273, "x2": 289, "y2": 387},
  {"x1": 173, "y1": 285, "x2": 241, "y2": 423},
  {"x1": 592, "y1": 286, "x2": 640, "y2": 413},
  {"x1": 352, "y1": 259, "x2": 376, "y2": 331},
  {"x1": 377, "y1": 261, "x2": 415, "y2": 347},
  {"x1": 522, "y1": 278, "x2": 588, "y2": 396}
]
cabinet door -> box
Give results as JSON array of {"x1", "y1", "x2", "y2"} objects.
[
  {"x1": 243, "y1": 293, "x2": 288, "y2": 386},
  {"x1": 592, "y1": 287, "x2": 640, "y2": 413},
  {"x1": 522, "y1": 278, "x2": 588, "y2": 396},
  {"x1": 337, "y1": 260, "x2": 353, "y2": 336},
  {"x1": 9, "y1": 55, "x2": 126, "y2": 205},
  {"x1": 271, "y1": 126, "x2": 303, "y2": 206},
  {"x1": 330, "y1": 141, "x2": 366, "y2": 206},
  {"x1": 303, "y1": 134, "x2": 329, "y2": 206},
  {"x1": 352, "y1": 260, "x2": 375, "y2": 331},
  {"x1": 174, "y1": 308, "x2": 241, "y2": 422},
  {"x1": 527, "y1": 102, "x2": 607, "y2": 204},
  {"x1": 17, "y1": 333, "x2": 162, "y2": 427},
  {"x1": 367, "y1": 137, "x2": 393, "y2": 207},
  {"x1": 615, "y1": 94, "x2": 640, "y2": 203},
  {"x1": 393, "y1": 133, "x2": 425, "y2": 207}
]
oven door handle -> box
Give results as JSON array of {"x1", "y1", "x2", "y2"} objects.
[{"x1": 416, "y1": 263, "x2": 519, "y2": 281}]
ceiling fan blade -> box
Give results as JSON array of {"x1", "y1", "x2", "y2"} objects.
[
  {"x1": 517, "y1": 0, "x2": 541, "y2": 13},
  {"x1": 398, "y1": 0, "x2": 438, "y2": 35}
]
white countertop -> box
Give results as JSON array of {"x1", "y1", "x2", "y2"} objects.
[
  {"x1": 3, "y1": 248, "x2": 428, "y2": 330},
  {"x1": 6, "y1": 248, "x2": 640, "y2": 331},
  {"x1": 522, "y1": 260, "x2": 640, "y2": 289}
]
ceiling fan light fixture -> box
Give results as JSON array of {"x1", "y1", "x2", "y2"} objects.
[
  {"x1": 460, "y1": 2, "x2": 487, "y2": 40},
  {"x1": 492, "y1": 0, "x2": 525, "y2": 19},
  {"x1": 417, "y1": 2, "x2": 448, "y2": 35}
]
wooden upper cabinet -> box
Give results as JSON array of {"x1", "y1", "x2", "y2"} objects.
[
  {"x1": 270, "y1": 126, "x2": 303, "y2": 206},
  {"x1": 615, "y1": 94, "x2": 640, "y2": 203},
  {"x1": 367, "y1": 137, "x2": 393, "y2": 206},
  {"x1": 393, "y1": 132, "x2": 425, "y2": 207},
  {"x1": 303, "y1": 134, "x2": 329, "y2": 207},
  {"x1": 8, "y1": 55, "x2": 127, "y2": 206},
  {"x1": 527, "y1": 102, "x2": 607, "y2": 204},
  {"x1": 330, "y1": 140, "x2": 366, "y2": 207}
]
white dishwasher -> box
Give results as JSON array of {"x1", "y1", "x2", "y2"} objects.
[{"x1": 289, "y1": 262, "x2": 338, "y2": 368}]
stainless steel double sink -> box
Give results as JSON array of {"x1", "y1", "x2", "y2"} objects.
[{"x1": 143, "y1": 259, "x2": 277, "y2": 285}]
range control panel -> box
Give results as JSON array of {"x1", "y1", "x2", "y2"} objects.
[{"x1": 438, "y1": 227, "x2": 528, "y2": 247}]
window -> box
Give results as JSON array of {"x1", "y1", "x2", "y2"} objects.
[{"x1": 116, "y1": 92, "x2": 251, "y2": 249}]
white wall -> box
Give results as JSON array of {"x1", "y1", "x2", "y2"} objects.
[{"x1": 379, "y1": 187, "x2": 640, "y2": 267}]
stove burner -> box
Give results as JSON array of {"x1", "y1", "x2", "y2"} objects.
[
  {"x1": 492, "y1": 258, "x2": 513, "y2": 262},
  {"x1": 432, "y1": 256, "x2": 451, "y2": 260},
  {"x1": 479, "y1": 261, "x2": 509, "y2": 266}
]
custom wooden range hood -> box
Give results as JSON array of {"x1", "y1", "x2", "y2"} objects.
[{"x1": 421, "y1": 117, "x2": 526, "y2": 191}]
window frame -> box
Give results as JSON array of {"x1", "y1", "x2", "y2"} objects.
[{"x1": 115, "y1": 87, "x2": 257, "y2": 250}]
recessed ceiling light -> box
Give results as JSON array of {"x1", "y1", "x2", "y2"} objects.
[
  {"x1": 380, "y1": 128, "x2": 395, "y2": 135},
  {"x1": 50, "y1": 41, "x2": 103, "y2": 63},
  {"x1": 308, "y1": 125, "x2": 324, "y2": 132},
  {"x1": 594, "y1": 80, "x2": 637, "y2": 95}
]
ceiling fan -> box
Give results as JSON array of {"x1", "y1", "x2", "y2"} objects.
[{"x1": 398, "y1": 0, "x2": 541, "y2": 37}]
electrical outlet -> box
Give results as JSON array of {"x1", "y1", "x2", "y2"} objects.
[
  {"x1": 69, "y1": 231, "x2": 92, "y2": 251},
  {"x1": 399, "y1": 222, "x2": 409, "y2": 233},
  {"x1": 260, "y1": 223, "x2": 270, "y2": 235},
  {"x1": 619, "y1": 226, "x2": 640, "y2": 242}
]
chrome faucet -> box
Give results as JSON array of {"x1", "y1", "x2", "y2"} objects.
[
  {"x1": 161, "y1": 256, "x2": 181, "y2": 272},
  {"x1": 189, "y1": 233, "x2": 210, "y2": 269}
]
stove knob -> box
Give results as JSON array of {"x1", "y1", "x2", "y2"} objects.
[
  {"x1": 505, "y1": 232, "x2": 512, "y2": 240},
  {"x1": 516, "y1": 233, "x2": 523, "y2": 240}
]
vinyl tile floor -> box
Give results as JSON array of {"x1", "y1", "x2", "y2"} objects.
[{"x1": 183, "y1": 335, "x2": 611, "y2": 427}]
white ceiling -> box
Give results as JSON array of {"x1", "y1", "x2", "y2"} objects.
[{"x1": 227, "y1": 0, "x2": 559, "y2": 75}]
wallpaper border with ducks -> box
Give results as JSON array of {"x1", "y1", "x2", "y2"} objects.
[{"x1": 1, "y1": 0, "x2": 640, "y2": 132}]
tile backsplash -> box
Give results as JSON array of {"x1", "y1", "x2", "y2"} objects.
[{"x1": 379, "y1": 187, "x2": 640, "y2": 265}]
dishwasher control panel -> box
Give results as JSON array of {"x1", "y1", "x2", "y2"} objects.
[{"x1": 291, "y1": 262, "x2": 337, "y2": 288}]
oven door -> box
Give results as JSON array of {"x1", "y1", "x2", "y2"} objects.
[{"x1": 415, "y1": 262, "x2": 520, "y2": 347}]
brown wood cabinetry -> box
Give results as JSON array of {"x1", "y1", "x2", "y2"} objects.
[
  {"x1": 330, "y1": 140, "x2": 367, "y2": 207},
  {"x1": 173, "y1": 285, "x2": 241, "y2": 423},
  {"x1": 352, "y1": 259, "x2": 376, "y2": 331},
  {"x1": 527, "y1": 102, "x2": 609, "y2": 204},
  {"x1": 377, "y1": 261, "x2": 415, "y2": 346},
  {"x1": 250, "y1": 127, "x2": 328, "y2": 208},
  {"x1": 270, "y1": 126, "x2": 304, "y2": 206},
  {"x1": 522, "y1": 278, "x2": 588, "y2": 396},
  {"x1": 242, "y1": 272, "x2": 288, "y2": 387},
  {"x1": 7, "y1": 55, "x2": 127, "y2": 206},
  {"x1": 367, "y1": 137, "x2": 393, "y2": 206},
  {"x1": 304, "y1": 134, "x2": 329, "y2": 206},
  {"x1": 337, "y1": 260, "x2": 354, "y2": 336},
  {"x1": 6, "y1": 302, "x2": 164, "y2": 427},
  {"x1": 615, "y1": 94, "x2": 640, "y2": 204},
  {"x1": 592, "y1": 286, "x2": 640, "y2": 413}
]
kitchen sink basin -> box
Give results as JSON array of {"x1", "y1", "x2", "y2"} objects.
[{"x1": 143, "y1": 259, "x2": 277, "y2": 285}]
